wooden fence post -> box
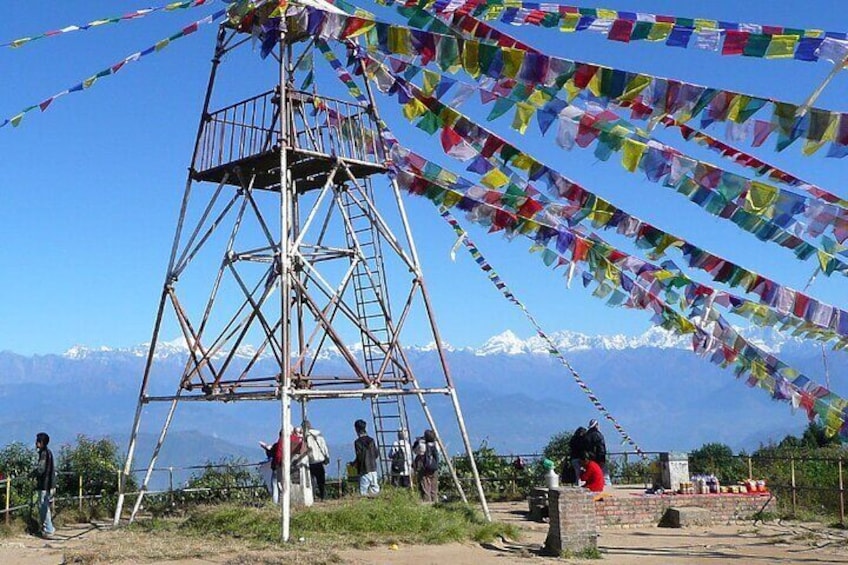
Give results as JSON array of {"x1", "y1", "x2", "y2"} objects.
[
  {"x1": 790, "y1": 457, "x2": 797, "y2": 516},
  {"x1": 4, "y1": 477, "x2": 10, "y2": 525},
  {"x1": 839, "y1": 459, "x2": 845, "y2": 528},
  {"x1": 747, "y1": 456, "x2": 753, "y2": 480},
  {"x1": 78, "y1": 474, "x2": 84, "y2": 513}
]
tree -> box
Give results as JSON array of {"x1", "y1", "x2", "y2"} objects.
[
  {"x1": 688, "y1": 442, "x2": 746, "y2": 483},
  {"x1": 0, "y1": 442, "x2": 37, "y2": 510},
  {"x1": 56, "y1": 435, "x2": 133, "y2": 498}
]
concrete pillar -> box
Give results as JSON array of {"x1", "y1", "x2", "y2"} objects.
[{"x1": 544, "y1": 487, "x2": 598, "y2": 556}]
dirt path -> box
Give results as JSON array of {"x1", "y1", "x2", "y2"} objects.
[{"x1": 2, "y1": 502, "x2": 847, "y2": 564}]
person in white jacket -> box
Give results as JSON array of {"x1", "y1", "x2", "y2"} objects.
[
  {"x1": 304, "y1": 420, "x2": 330, "y2": 500},
  {"x1": 389, "y1": 429, "x2": 413, "y2": 488}
]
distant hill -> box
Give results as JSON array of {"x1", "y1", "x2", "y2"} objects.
[{"x1": 1, "y1": 326, "x2": 843, "y2": 481}]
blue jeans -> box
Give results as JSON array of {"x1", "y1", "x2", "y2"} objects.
[
  {"x1": 37, "y1": 490, "x2": 55, "y2": 536},
  {"x1": 359, "y1": 472, "x2": 380, "y2": 496}
]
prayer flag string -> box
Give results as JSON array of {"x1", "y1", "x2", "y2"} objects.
[
  {"x1": 439, "y1": 205, "x2": 648, "y2": 456},
  {"x1": 1, "y1": 0, "x2": 213, "y2": 49},
  {"x1": 390, "y1": 0, "x2": 848, "y2": 66},
  {"x1": 0, "y1": 9, "x2": 227, "y2": 129}
]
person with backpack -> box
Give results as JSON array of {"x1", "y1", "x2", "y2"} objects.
[
  {"x1": 349, "y1": 419, "x2": 380, "y2": 496},
  {"x1": 389, "y1": 429, "x2": 413, "y2": 488},
  {"x1": 303, "y1": 420, "x2": 330, "y2": 500},
  {"x1": 413, "y1": 429, "x2": 439, "y2": 502}
]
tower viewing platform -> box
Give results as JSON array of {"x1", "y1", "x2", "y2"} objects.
[{"x1": 192, "y1": 88, "x2": 386, "y2": 191}]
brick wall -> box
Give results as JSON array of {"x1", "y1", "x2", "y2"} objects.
[
  {"x1": 545, "y1": 487, "x2": 598, "y2": 555},
  {"x1": 594, "y1": 493, "x2": 775, "y2": 528}
]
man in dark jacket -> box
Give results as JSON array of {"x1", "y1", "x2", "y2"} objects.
[
  {"x1": 564, "y1": 426, "x2": 587, "y2": 485},
  {"x1": 30, "y1": 432, "x2": 56, "y2": 538},
  {"x1": 349, "y1": 419, "x2": 380, "y2": 496},
  {"x1": 584, "y1": 419, "x2": 610, "y2": 485}
]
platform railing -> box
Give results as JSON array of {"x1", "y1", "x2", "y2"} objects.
[{"x1": 194, "y1": 89, "x2": 384, "y2": 174}]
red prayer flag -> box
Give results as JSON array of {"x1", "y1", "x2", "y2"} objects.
[
  {"x1": 608, "y1": 19, "x2": 634, "y2": 43},
  {"x1": 722, "y1": 30, "x2": 750, "y2": 55}
]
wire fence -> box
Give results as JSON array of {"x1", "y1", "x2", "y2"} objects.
[{"x1": 1, "y1": 450, "x2": 845, "y2": 526}]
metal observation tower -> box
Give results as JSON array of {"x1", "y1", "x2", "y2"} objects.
[{"x1": 113, "y1": 2, "x2": 490, "y2": 540}]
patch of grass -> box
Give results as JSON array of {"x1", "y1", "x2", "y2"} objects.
[
  {"x1": 560, "y1": 546, "x2": 602, "y2": 559},
  {"x1": 0, "y1": 517, "x2": 29, "y2": 537},
  {"x1": 179, "y1": 488, "x2": 519, "y2": 547}
]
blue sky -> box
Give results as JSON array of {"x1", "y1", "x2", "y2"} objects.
[{"x1": 1, "y1": 0, "x2": 847, "y2": 360}]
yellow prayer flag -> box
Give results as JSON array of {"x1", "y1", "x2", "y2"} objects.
[
  {"x1": 694, "y1": 19, "x2": 718, "y2": 30},
  {"x1": 619, "y1": 74, "x2": 652, "y2": 101},
  {"x1": 511, "y1": 153, "x2": 534, "y2": 171},
  {"x1": 817, "y1": 249, "x2": 832, "y2": 273},
  {"x1": 462, "y1": 40, "x2": 480, "y2": 78},
  {"x1": 480, "y1": 168, "x2": 510, "y2": 189},
  {"x1": 560, "y1": 13, "x2": 579, "y2": 32},
  {"x1": 511, "y1": 102, "x2": 535, "y2": 134},
  {"x1": 83, "y1": 76, "x2": 98, "y2": 89},
  {"x1": 564, "y1": 78, "x2": 581, "y2": 101},
  {"x1": 422, "y1": 69, "x2": 440, "y2": 96},
  {"x1": 726, "y1": 95, "x2": 749, "y2": 123},
  {"x1": 504, "y1": 0, "x2": 521, "y2": 7},
  {"x1": 597, "y1": 9, "x2": 617, "y2": 20},
  {"x1": 527, "y1": 89, "x2": 550, "y2": 108},
  {"x1": 765, "y1": 35, "x2": 798, "y2": 59},
  {"x1": 745, "y1": 181, "x2": 778, "y2": 214},
  {"x1": 484, "y1": 6, "x2": 503, "y2": 21},
  {"x1": 155, "y1": 39, "x2": 170, "y2": 51},
  {"x1": 501, "y1": 48, "x2": 524, "y2": 78},
  {"x1": 621, "y1": 138, "x2": 647, "y2": 172},
  {"x1": 802, "y1": 139, "x2": 827, "y2": 156},
  {"x1": 442, "y1": 190, "x2": 463, "y2": 209},
  {"x1": 587, "y1": 71, "x2": 603, "y2": 97},
  {"x1": 402, "y1": 99, "x2": 427, "y2": 122},
  {"x1": 804, "y1": 29, "x2": 825, "y2": 38},
  {"x1": 388, "y1": 27, "x2": 412, "y2": 55},
  {"x1": 647, "y1": 22, "x2": 673, "y2": 41},
  {"x1": 10, "y1": 113, "x2": 24, "y2": 127}
]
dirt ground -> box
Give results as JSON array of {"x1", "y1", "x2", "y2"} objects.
[{"x1": 2, "y1": 501, "x2": 848, "y2": 564}]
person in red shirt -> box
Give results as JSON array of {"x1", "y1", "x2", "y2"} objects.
[{"x1": 580, "y1": 457, "x2": 605, "y2": 492}]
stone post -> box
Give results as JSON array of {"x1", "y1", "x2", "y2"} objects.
[{"x1": 544, "y1": 487, "x2": 598, "y2": 556}]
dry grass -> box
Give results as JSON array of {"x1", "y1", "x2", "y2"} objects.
[{"x1": 62, "y1": 527, "x2": 342, "y2": 564}]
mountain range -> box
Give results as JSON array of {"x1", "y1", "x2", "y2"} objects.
[{"x1": 2, "y1": 326, "x2": 844, "y2": 486}]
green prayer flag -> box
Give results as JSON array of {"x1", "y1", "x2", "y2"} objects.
[
  {"x1": 742, "y1": 34, "x2": 771, "y2": 58},
  {"x1": 416, "y1": 112, "x2": 441, "y2": 134}
]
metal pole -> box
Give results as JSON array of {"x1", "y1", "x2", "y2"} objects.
[
  {"x1": 115, "y1": 25, "x2": 227, "y2": 529},
  {"x1": 130, "y1": 393, "x2": 181, "y2": 522},
  {"x1": 79, "y1": 474, "x2": 84, "y2": 514},
  {"x1": 839, "y1": 459, "x2": 845, "y2": 527},
  {"x1": 790, "y1": 457, "x2": 797, "y2": 516},
  {"x1": 278, "y1": 24, "x2": 293, "y2": 545},
  {"x1": 337, "y1": 458, "x2": 342, "y2": 499},
  {"x1": 748, "y1": 456, "x2": 753, "y2": 481}
]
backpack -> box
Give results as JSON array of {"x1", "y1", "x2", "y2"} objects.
[
  {"x1": 390, "y1": 446, "x2": 406, "y2": 474},
  {"x1": 422, "y1": 444, "x2": 439, "y2": 474}
]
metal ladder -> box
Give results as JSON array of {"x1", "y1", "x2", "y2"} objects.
[{"x1": 340, "y1": 179, "x2": 411, "y2": 478}]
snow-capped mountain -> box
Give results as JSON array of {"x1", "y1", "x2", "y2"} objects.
[{"x1": 60, "y1": 324, "x2": 800, "y2": 361}]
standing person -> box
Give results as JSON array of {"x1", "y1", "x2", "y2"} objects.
[
  {"x1": 584, "y1": 419, "x2": 610, "y2": 486},
  {"x1": 259, "y1": 430, "x2": 284, "y2": 501},
  {"x1": 413, "y1": 430, "x2": 439, "y2": 502},
  {"x1": 349, "y1": 419, "x2": 379, "y2": 496},
  {"x1": 30, "y1": 432, "x2": 56, "y2": 539},
  {"x1": 567, "y1": 426, "x2": 587, "y2": 486},
  {"x1": 389, "y1": 429, "x2": 413, "y2": 488},
  {"x1": 303, "y1": 420, "x2": 330, "y2": 500}
]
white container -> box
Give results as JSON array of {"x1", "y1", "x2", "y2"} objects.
[{"x1": 545, "y1": 469, "x2": 560, "y2": 489}]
